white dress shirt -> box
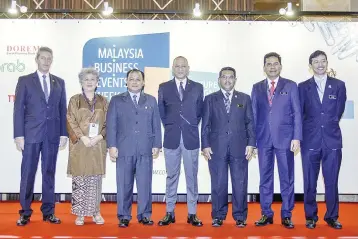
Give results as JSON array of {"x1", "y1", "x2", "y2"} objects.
[
  {"x1": 267, "y1": 76, "x2": 279, "y2": 89},
  {"x1": 314, "y1": 74, "x2": 327, "y2": 103},
  {"x1": 129, "y1": 91, "x2": 140, "y2": 104},
  {"x1": 175, "y1": 77, "x2": 187, "y2": 91},
  {"x1": 221, "y1": 88, "x2": 234, "y2": 101},
  {"x1": 37, "y1": 70, "x2": 50, "y2": 94}
]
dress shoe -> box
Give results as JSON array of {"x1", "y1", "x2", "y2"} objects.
[
  {"x1": 281, "y1": 217, "x2": 294, "y2": 229},
  {"x1": 92, "y1": 213, "x2": 105, "y2": 225},
  {"x1": 326, "y1": 219, "x2": 342, "y2": 229},
  {"x1": 158, "y1": 213, "x2": 175, "y2": 226},
  {"x1": 75, "y1": 216, "x2": 84, "y2": 226},
  {"x1": 305, "y1": 219, "x2": 316, "y2": 229},
  {"x1": 212, "y1": 218, "x2": 223, "y2": 227},
  {"x1": 118, "y1": 219, "x2": 130, "y2": 228},
  {"x1": 255, "y1": 215, "x2": 273, "y2": 226},
  {"x1": 16, "y1": 215, "x2": 30, "y2": 226},
  {"x1": 236, "y1": 220, "x2": 247, "y2": 228},
  {"x1": 187, "y1": 214, "x2": 203, "y2": 227},
  {"x1": 139, "y1": 217, "x2": 154, "y2": 226},
  {"x1": 43, "y1": 214, "x2": 61, "y2": 224}
]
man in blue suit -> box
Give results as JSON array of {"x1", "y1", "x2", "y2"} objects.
[
  {"x1": 251, "y1": 52, "x2": 302, "y2": 229},
  {"x1": 202, "y1": 67, "x2": 255, "y2": 227},
  {"x1": 298, "y1": 50, "x2": 346, "y2": 230},
  {"x1": 157, "y1": 56, "x2": 204, "y2": 227},
  {"x1": 107, "y1": 69, "x2": 162, "y2": 228},
  {"x1": 13, "y1": 47, "x2": 68, "y2": 226}
]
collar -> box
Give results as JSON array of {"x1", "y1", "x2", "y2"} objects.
[
  {"x1": 267, "y1": 76, "x2": 279, "y2": 86},
  {"x1": 313, "y1": 74, "x2": 327, "y2": 83},
  {"x1": 37, "y1": 70, "x2": 50, "y2": 79},
  {"x1": 175, "y1": 77, "x2": 187, "y2": 87},
  {"x1": 128, "y1": 91, "x2": 141, "y2": 98},
  {"x1": 221, "y1": 88, "x2": 234, "y2": 96}
]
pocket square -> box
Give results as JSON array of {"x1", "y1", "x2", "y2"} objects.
[
  {"x1": 280, "y1": 91, "x2": 288, "y2": 95},
  {"x1": 329, "y1": 95, "x2": 337, "y2": 100},
  {"x1": 237, "y1": 104, "x2": 244, "y2": 108}
]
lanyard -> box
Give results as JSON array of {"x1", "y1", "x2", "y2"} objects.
[{"x1": 82, "y1": 91, "x2": 97, "y2": 113}]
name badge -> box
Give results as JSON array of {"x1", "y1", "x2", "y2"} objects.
[
  {"x1": 280, "y1": 91, "x2": 288, "y2": 95},
  {"x1": 89, "y1": 123, "x2": 99, "y2": 138},
  {"x1": 329, "y1": 95, "x2": 337, "y2": 100}
]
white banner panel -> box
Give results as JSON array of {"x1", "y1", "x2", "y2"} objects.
[{"x1": 0, "y1": 20, "x2": 357, "y2": 194}]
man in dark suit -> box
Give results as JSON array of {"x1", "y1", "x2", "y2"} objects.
[
  {"x1": 251, "y1": 52, "x2": 302, "y2": 229},
  {"x1": 298, "y1": 50, "x2": 346, "y2": 230},
  {"x1": 106, "y1": 69, "x2": 162, "y2": 228},
  {"x1": 157, "y1": 56, "x2": 204, "y2": 227},
  {"x1": 13, "y1": 46, "x2": 68, "y2": 226},
  {"x1": 201, "y1": 67, "x2": 255, "y2": 227}
]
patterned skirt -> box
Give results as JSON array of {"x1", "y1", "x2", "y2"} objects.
[{"x1": 71, "y1": 175, "x2": 102, "y2": 216}]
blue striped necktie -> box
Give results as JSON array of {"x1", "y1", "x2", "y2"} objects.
[
  {"x1": 132, "y1": 94, "x2": 138, "y2": 107},
  {"x1": 42, "y1": 75, "x2": 49, "y2": 102},
  {"x1": 179, "y1": 82, "x2": 184, "y2": 101},
  {"x1": 224, "y1": 92, "x2": 231, "y2": 113}
]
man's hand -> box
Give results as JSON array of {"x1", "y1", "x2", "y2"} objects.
[
  {"x1": 291, "y1": 139, "x2": 300, "y2": 153},
  {"x1": 15, "y1": 137, "x2": 24, "y2": 151},
  {"x1": 90, "y1": 135, "x2": 103, "y2": 147},
  {"x1": 245, "y1": 146, "x2": 254, "y2": 160},
  {"x1": 202, "y1": 147, "x2": 213, "y2": 160},
  {"x1": 152, "y1": 148, "x2": 160, "y2": 159},
  {"x1": 59, "y1": 136, "x2": 68, "y2": 150},
  {"x1": 109, "y1": 147, "x2": 118, "y2": 162},
  {"x1": 80, "y1": 136, "x2": 92, "y2": 147}
]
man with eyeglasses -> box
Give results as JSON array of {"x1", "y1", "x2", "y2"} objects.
[
  {"x1": 201, "y1": 67, "x2": 255, "y2": 227},
  {"x1": 251, "y1": 52, "x2": 302, "y2": 229}
]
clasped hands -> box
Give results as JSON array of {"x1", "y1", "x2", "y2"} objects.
[
  {"x1": 108, "y1": 147, "x2": 160, "y2": 162},
  {"x1": 202, "y1": 146, "x2": 255, "y2": 161},
  {"x1": 80, "y1": 135, "x2": 103, "y2": 148},
  {"x1": 15, "y1": 136, "x2": 68, "y2": 151}
]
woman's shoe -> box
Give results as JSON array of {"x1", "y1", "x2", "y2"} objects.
[
  {"x1": 75, "y1": 216, "x2": 84, "y2": 226},
  {"x1": 93, "y1": 213, "x2": 105, "y2": 225}
]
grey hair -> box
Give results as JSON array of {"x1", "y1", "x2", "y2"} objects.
[
  {"x1": 36, "y1": 46, "x2": 53, "y2": 59},
  {"x1": 78, "y1": 67, "x2": 100, "y2": 83}
]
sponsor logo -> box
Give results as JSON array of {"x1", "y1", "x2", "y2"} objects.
[
  {"x1": 6, "y1": 45, "x2": 40, "y2": 55},
  {"x1": 0, "y1": 60, "x2": 25, "y2": 72}
]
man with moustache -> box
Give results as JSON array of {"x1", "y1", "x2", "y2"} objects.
[
  {"x1": 298, "y1": 50, "x2": 346, "y2": 229},
  {"x1": 201, "y1": 67, "x2": 255, "y2": 227},
  {"x1": 251, "y1": 52, "x2": 302, "y2": 229},
  {"x1": 107, "y1": 69, "x2": 162, "y2": 228},
  {"x1": 157, "y1": 56, "x2": 204, "y2": 227},
  {"x1": 13, "y1": 46, "x2": 68, "y2": 226}
]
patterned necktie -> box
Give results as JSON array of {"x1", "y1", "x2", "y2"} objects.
[
  {"x1": 224, "y1": 92, "x2": 231, "y2": 113},
  {"x1": 132, "y1": 94, "x2": 138, "y2": 107},
  {"x1": 268, "y1": 80, "x2": 275, "y2": 106},
  {"x1": 42, "y1": 75, "x2": 49, "y2": 102},
  {"x1": 179, "y1": 81, "x2": 184, "y2": 101}
]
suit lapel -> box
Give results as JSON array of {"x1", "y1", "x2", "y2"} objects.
[
  {"x1": 229, "y1": 90, "x2": 240, "y2": 117},
  {"x1": 183, "y1": 79, "x2": 194, "y2": 100},
  {"x1": 215, "y1": 91, "x2": 228, "y2": 116},
  {"x1": 170, "y1": 79, "x2": 181, "y2": 101},
  {"x1": 308, "y1": 77, "x2": 322, "y2": 106},
  {"x1": 259, "y1": 80, "x2": 270, "y2": 107},
  {"x1": 272, "y1": 77, "x2": 286, "y2": 104},
  {"x1": 32, "y1": 72, "x2": 46, "y2": 102},
  {"x1": 322, "y1": 77, "x2": 334, "y2": 107},
  {"x1": 48, "y1": 74, "x2": 56, "y2": 103},
  {"x1": 138, "y1": 92, "x2": 147, "y2": 106}
]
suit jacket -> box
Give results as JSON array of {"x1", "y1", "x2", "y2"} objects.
[
  {"x1": 13, "y1": 72, "x2": 68, "y2": 144},
  {"x1": 298, "y1": 76, "x2": 346, "y2": 150},
  {"x1": 201, "y1": 90, "x2": 256, "y2": 158},
  {"x1": 158, "y1": 78, "x2": 204, "y2": 150},
  {"x1": 106, "y1": 91, "x2": 162, "y2": 157},
  {"x1": 251, "y1": 77, "x2": 302, "y2": 149}
]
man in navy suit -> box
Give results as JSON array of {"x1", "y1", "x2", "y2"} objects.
[
  {"x1": 157, "y1": 56, "x2": 204, "y2": 227},
  {"x1": 201, "y1": 67, "x2": 255, "y2": 227},
  {"x1": 107, "y1": 69, "x2": 162, "y2": 228},
  {"x1": 251, "y1": 52, "x2": 302, "y2": 229},
  {"x1": 298, "y1": 50, "x2": 346, "y2": 230},
  {"x1": 13, "y1": 47, "x2": 68, "y2": 226}
]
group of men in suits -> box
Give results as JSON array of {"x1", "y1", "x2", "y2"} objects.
[{"x1": 13, "y1": 47, "x2": 346, "y2": 230}]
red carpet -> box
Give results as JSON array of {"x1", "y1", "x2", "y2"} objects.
[{"x1": 0, "y1": 202, "x2": 357, "y2": 238}]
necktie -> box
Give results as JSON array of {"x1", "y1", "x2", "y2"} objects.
[
  {"x1": 224, "y1": 92, "x2": 231, "y2": 113},
  {"x1": 42, "y1": 75, "x2": 49, "y2": 102},
  {"x1": 132, "y1": 94, "x2": 138, "y2": 107},
  {"x1": 179, "y1": 82, "x2": 184, "y2": 101},
  {"x1": 268, "y1": 80, "x2": 275, "y2": 106}
]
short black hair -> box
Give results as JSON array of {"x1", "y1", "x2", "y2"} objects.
[
  {"x1": 264, "y1": 52, "x2": 281, "y2": 65},
  {"x1": 219, "y1": 67, "x2": 236, "y2": 78},
  {"x1": 309, "y1": 50, "x2": 328, "y2": 64},
  {"x1": 126, "y1": 69, "x2": 145, "y2": 80}
]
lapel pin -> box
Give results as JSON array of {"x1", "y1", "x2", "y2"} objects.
[
  {"x1": 328, "y1": 85, "x2": 332, "y2": 88},
  {"x1": 235, "y1": 95, "x2": 237, "y2": 98},
  {"x1": 145, "y1": 106, "x2": 148, "y2": 109}
]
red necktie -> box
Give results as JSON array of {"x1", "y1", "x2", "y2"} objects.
[{"x1": 268, "y1": 81, "x2": 275, "y2": 105}]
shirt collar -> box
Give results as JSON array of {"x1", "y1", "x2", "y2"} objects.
[
  {"x1": 128, "y1": 91, "x2": 140, "y2": 98},
  {"x1": 267, "y1": 76, "x2": 279, "y2": 86},
  {"x1": 314, "y1": 74, "x2": 327, "y2": 83},
  {"x1": 221, "y1": 88, "x2": 234, "y2": 97},
  {"x1": 175, "y1": 78, "x2": 187, "y2": 87},
  {"x1": 37, "y1": 70, "x2": 49, "y2": 79}
]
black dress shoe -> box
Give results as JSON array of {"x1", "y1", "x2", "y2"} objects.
[
  {"x1": 212, "y1": 218, "x2": 223, "y2": 227},
  {"x1": 16, "y1": 215, "x2": 30, "y2": 226},
  {"x1": 139, "y1": 217, "x2": 154, "y2": 226},
  {"x1": 187, "y1": 214, "x2": 203, "y2": 227},
  {"x1": 326, "y1": 219, "x2": 342, "y2": 229},
  {"x1": 158, "y1": 213, "x2": 175, "y2": 226},
  {"x1": 281, "y1": 217, "x2": 294, "y2": 229},
  {"x1": 43, "y1": 214, "x2": 61, "y2": 224},
  {"x1": 118, "y1": 219, "x2": 130, "y2": 228},
  {"x1": 236, "y1": 220, "x2": 247, "y2": 228},
  {"x1": 306, "y1": 219, "x2": 317, "y2": 229},
  {"x1": 255, "y1": 215, "x2": 273, "y2": 226}
]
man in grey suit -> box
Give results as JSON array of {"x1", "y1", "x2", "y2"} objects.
[
  {"x1": 106, "y1": 69, "x2": 162, "y2": 228},
  {"x1": 158, "y1": 56, "x2": 204, "y2": 227},
  {"x1": 202, "y1": 67, "x2": 255, "y2": 227}
]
